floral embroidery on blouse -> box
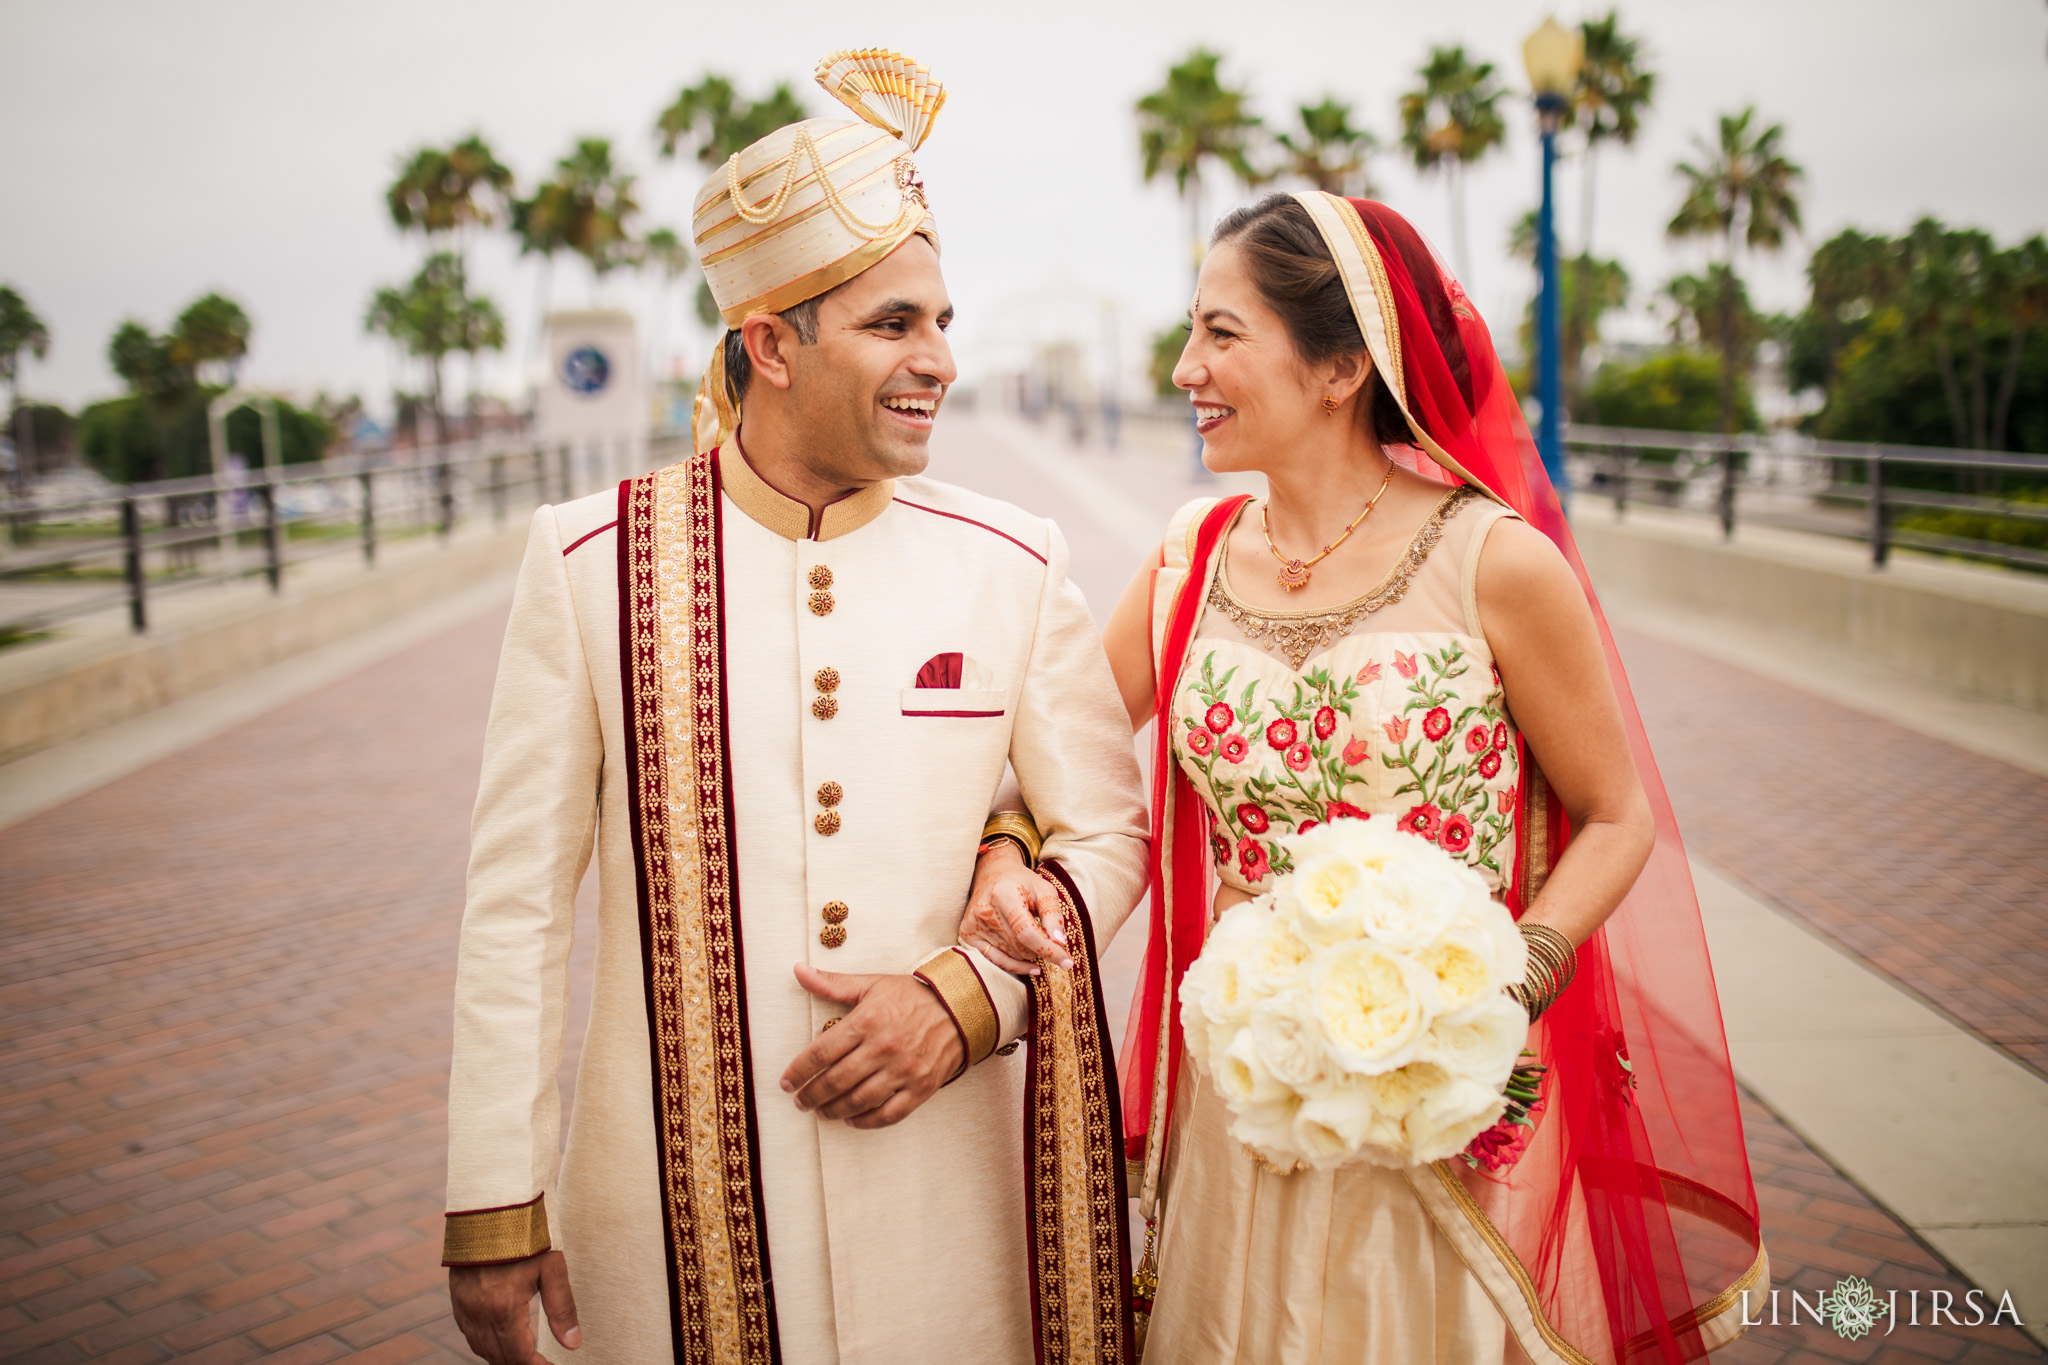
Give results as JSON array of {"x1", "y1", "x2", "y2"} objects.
[{"x1": 1173, "y1": 636, "x2": 1519, "y2": 894}]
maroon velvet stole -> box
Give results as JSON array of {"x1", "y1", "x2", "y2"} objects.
[
  {"x1": 619, "y1": 453, "x2": 780, "y2": 1364},
  {"x1": 1029, "y1": 863, "x2": 1137, "y2": 1364},
  {"x1": 619, "y1": 451, "x2": 1132, "y2": 1364}
]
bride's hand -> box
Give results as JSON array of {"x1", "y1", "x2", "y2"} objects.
[{"x1": 959, "y1": 841, "x2": 1073, "y2": 975}]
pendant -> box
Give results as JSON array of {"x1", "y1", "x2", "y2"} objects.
[{"x1": 1276, "y1": 559, "x2": 1312, "y2": 592}]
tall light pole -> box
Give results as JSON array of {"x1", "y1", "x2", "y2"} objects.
[{"x1": 1523, "y1": 18, "x2": 1584, "y2": 506}]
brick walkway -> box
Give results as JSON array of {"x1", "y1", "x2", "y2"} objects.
[
  {"x1": 0, "y1": 610, "x2": 508, "y2": 1364},
  {"x1": 1614, "y1": 626, "x2": 2048, "y2": 1081},
  {"x1": 2, "y1": 434, "x2": 2042, "y2": 1359}
]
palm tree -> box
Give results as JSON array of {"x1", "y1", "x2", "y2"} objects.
[
  {"x1": 170, "y1": 293, "x2": 252, "y2": 386},
  {"x1": 1667, "y1": 106, "x2": 1802, "y2": 436},
  {"x1": 0, "y1": 286, "x2": 50, "y2": 496},
  {"x1": 387, "y1": 134, "x2": 514, "y2": 262},
  {"x1": 655, "y1": 76, "x2": 808, "y2": 167},
  {"x1": 1136, "y1": 49, "x2": 1264, "y2": 288},
  {"x1": 1991, "y1": 235, "x2": 2048, "y2": 451},
  {"x1": 1398, "y1": 45, "x2": 1507, "y2": 283},
  {"x1": 1276, "y1": 98, "x2": 1378, "y2": 197},
  {"x1": 366, "y1": 252, "x2": 502, "y2": 439},
  {"x1": 1569, "y1": 13, "x2": 1656, "y2": 256},
  {"x1": 515, "y1": 139, "x2": 641, "y2": 301}
]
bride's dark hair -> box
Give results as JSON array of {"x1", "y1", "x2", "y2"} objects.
[{"x1": 1211, "y1": 193, "x2": 1475, "y2": 443}]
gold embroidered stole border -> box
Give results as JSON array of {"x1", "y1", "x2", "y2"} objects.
[
  {"x1": 625, "y1": 459, "x2": 776, "y2": 1365},
  {"x1": 1027, "y1": 874, "x2": 1133, "y2": 1365},
  {"x1": 1207, "y1": 486, "x2": 1481, "y2": 670}
]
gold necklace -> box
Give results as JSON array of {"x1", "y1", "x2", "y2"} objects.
[{"x1": 1262, "y1": 463, "x2": 1394, "y2": 591}]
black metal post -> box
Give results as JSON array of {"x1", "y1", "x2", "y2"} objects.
[
  {"x1": 262, "y1": 478, "x2": 282, "y2": 591},
  {"x1": 360, "y1": 470, "x2": 377, "y2": 567},
  {"x1": 1613, "y1": 449, "x2": 1629, "y2": 521},
  {"x1": 1868, "y1": 451, "x2": 1888, "y2": 567},
  {"x1": 436, "y1": 452, "x2": 454, "y2": 540},
  {"x1": 1718, "y1": 447, "x2": 1738, "y2": 540},
  {"x1": 121, "y1": 497, "x2": 147, "y2": 633}
]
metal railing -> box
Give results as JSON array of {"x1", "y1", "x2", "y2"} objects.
[
  {"x1": 0, "y1": 429, "x2": 685, "y2": 639},
  {"x1": 1564, "y1": 423, "x2": 2048, "y2": 572}
]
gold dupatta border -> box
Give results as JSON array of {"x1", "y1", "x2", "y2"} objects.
[
  {"x1": 1409, "y1": 1160, "x2": 1767, "y2": 1365},
  {"x1": 1028, "y1": 861, "x2": 1136, "y2": 1365},
  {"x1": 621, "y1": 455, "x2": 780, "y2": 1364}
]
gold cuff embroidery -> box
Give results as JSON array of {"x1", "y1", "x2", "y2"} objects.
[
  {"x1": 442, "y1": 1194, "x2": 550, "y2": 1266},
  {"x1": 915, "y1": 947, "x2": 1000, "y2": 1067},
  {"x1": 981, "y1": 810, "x2": 1043, "y2": 867}
]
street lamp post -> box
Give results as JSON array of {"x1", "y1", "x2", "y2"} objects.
[{"x1": 1522, "y1": 18, "x2": 1585, "y2": 507}]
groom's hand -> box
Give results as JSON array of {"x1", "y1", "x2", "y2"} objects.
[
  {"x1": 783, "y1": 965, "x2": 965, "y2": 1129},
  {"x1": 449, "y1": 1249, "x2": 579, "y2": 1364}
]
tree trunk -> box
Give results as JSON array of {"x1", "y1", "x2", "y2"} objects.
[
  {"x1": 1992, "y1": 324, "x2": 2028, "y2": 452},
  {"x1": 1580, "y1": 144, "x2": 1599, "y2": 257},
  {"x1": 1966, "y1": 329, "x2": 1990, "y2": 451},
  {"x1": 1931, "y1": 331, "x2": 1970, "y2": 448},
  {"x1": 1718, "y1": 262, "x2": 1737, "y2": 436},
  {"x1": 1449, "y1": 161, "x2": 1471, "y2": 285}
]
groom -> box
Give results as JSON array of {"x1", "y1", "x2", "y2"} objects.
[{"x1": 441, "y1": 50, "x2": 1145, "y2": 1365}]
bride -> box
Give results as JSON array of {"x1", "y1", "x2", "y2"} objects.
[{"x1": 966, "y1": 194, "x2": 1765, "y2": 1364}]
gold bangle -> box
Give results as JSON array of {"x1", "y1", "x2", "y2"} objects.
[
  {"x1": 981, "y1": 811, "x2": 1042, "y2": 867},
  {"x1": 1510, "y1": 922, "x2": 1578, "y2": 1023}
]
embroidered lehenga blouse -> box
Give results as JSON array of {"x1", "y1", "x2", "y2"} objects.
[{"x1": 1147, "y1": 486, "x2": 1523, "y2": 1364}]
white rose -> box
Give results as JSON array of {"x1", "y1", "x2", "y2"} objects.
[
  {"x1": 1244, "y1": 911, "x2": 1318, "y2": 996},
  {"x1": 1357, "y1": 853, "x2": 1466, "y2": 951},
  {"x1": 1215, "y1": 1028, "x2": 1293, "y2": 1107},
  {"x1": 1228, "y1": 1095, "x2": 1305, "y2": 1168},
  {"x1": 1403, "y1": 1077, "x2": 1508, "y2": 1165},
  {"x1": 1248, "y1": 994, "x2": 1335, "y2": 1090},
  {"x1": 1283, "y1": 851, "x2": 1375, "y2": 945},
  {"x1": 1182, "y1": 902, "x2": 1266, "y2": 1028},
  {"x1": 1413, "y1": 905, "x2": 1523, "y2": 1020},
  {"x1": 1292, "y1": 1088, "x2": 1369, "y2": 1168},
  {"x1": 1424, "y1": 994, "x2": 1528, "y2": 1088},
  {"x1": 1361, "y1": 1059, "x2": 1453, "y2": 1117},
  {"x1": 1307, "y1": 940, "x2": 1429, "y2": 1074}
]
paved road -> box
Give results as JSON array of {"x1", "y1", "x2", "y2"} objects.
[{"x1": 2, "y1": 416, "x2": 2041, "y2": 1362}]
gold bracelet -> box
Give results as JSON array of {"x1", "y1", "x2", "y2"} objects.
[
  {"x1": 1509, "y1": 922, "x2": 1577, "y2": 1023},
  {"x1": 980, "y1": 810, "x2": 1042, "y2": 868}
]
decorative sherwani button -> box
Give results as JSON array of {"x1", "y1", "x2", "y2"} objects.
[
  {"x1": 808, "y1": 565, "x2": 834, "y2": 589},
  {"x1": 816, "y1": 781, "x2": 843, "y2": 808},
  {"x1": 820, "y1": 925, "x2": 847, "y2": 949},
  {"x1": 813, "y1": 667, "x2": 840, "y2": 693},
  {"x1": 821, "y1": 900, "x2": 849, "y2": 924},
  {"x1": 815, "y1": 811, "x2": 841, "y2": 836},
  {"x1": 809, "y1": 590, "x2": 834, "y2": 616},
  {"x1": 812, "y1": 695, "x2": 838, "y2": 720}
]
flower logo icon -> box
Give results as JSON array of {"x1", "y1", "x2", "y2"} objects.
[{"x1": 1820, "y1": 1276, "x2": 1883, "y2": 1340}]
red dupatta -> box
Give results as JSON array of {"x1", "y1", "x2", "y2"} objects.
[{"x1": 1120, "y1": 195, "x2": 1765, "y2": 1364}]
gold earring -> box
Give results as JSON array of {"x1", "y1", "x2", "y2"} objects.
[{"x1": 1321, "y1": 395, "x2": 1339, "y2": 413}]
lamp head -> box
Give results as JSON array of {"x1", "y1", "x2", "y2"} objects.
[{"x1": 1522, "y1": 17, "x2": 1586, "y2": 99}]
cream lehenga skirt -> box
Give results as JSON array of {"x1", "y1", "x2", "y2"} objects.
[{"x1": 1144, "y1": 1056, "x2": 1510, "y2": 1365}]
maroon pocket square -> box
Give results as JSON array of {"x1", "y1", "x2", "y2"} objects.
[{"x1": 914, "y1": 652, "x2": 964, "y2": 689}]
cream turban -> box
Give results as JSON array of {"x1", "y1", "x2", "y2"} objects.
[{"x1": 691, "y1": 49, "x2": 946, "y2": 453}]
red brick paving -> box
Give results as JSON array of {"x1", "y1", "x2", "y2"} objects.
[
  {"x1": 2, "y1": 436, "x2": 2042, "y2": 1359},
  {"x1": 1613, "y1": 625, "x2": 2048, "y2": 1080},
  {"x1": 0, "y1": 608, "x2": 517, "y2": 1364}
]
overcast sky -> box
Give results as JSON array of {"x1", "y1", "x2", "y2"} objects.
[{"x1": 5, "y1": 0, "x2": 2045, "y2": 413}]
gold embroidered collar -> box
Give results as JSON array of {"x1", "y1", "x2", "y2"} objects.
[{"x1": 720, "y1": 437, "x2": 895, "y2": 542}]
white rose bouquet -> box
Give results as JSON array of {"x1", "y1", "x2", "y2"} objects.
[{"x1": 1179, "y1": 816, "x2": 1537, "y2": 1171}]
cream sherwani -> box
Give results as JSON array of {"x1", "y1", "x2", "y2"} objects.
[{"x1": 445, "y1": 446, "x2": 1148, "y2": 1364}]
